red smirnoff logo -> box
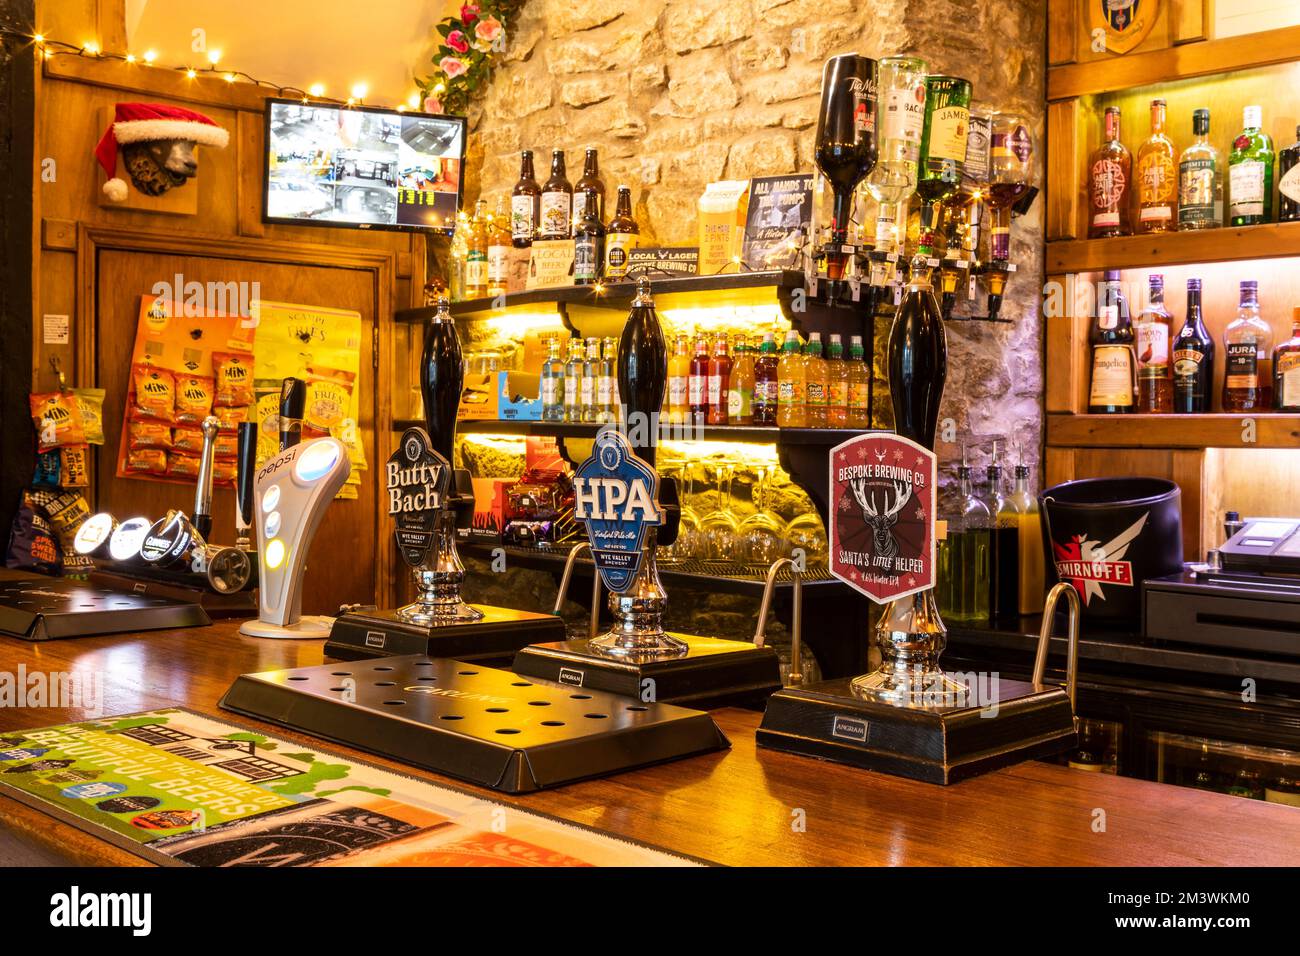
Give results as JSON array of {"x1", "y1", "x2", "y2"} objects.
[{"x1": 1052, "y1": 513, "x2": 1149, "y2": 606}]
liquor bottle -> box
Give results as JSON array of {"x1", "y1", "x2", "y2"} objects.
[
  {"x1": 729, "y1": 337, "x2": 755, "y2": 426},
  {"x1": 1229, "y1": 106, "x2": 1274, "y2": 226},
  {"x1": 604, "y1": 185, "x2": 639, "y2": 280},
  {"x1": 1172, "y1": 278, "x2": 1215, "y2": 413},
  {"x1": 948, "y1": 450, "x2": 991, "y2": 623},
  {"x1": 941, "y1": 106, "x2": 991, "y2": 256},
  {"x1": 1178, "y1": 108, "x2": 1222, "y2": 230},
  {"x1": 581, "y1": 337, "x2": 600, "y2": 422},
  {"x1": 987, "y1": 111, "x2": 1033, "y2": 260},
  {"x1": 706, "y1": 333, "x2": 733, "y2": 426},
  {"x1": 571, "y1": 148, "x2": 606, "y2": 228},
  {"x1": 985, "y1": 441, "x2": 1020, "y2": 622},
  {"x1": 1088, "y1": 270, "x2": 1136, "y2": 413},
  {"x1": 866, "y1": 55, "x2": 927, "y2": 248},
  {"x1": 1088, "y1": 107, "x2": 1133, "y2": 238},
  {"x1": 465, "y1": 199, "x2": 489, "y2": 298},
  {"x1": 447, "y1": 210, "x2": 470, "y2": 301},
  {"x1": 667, "y1": 334, "x2": 690, "y2": 424},
  {"x1": 982, "y1": 442, "x2": 1008, "y2": 518},
  {"x1": 1222, "y1": 280, "x2": 1273, "y2": 411},
  {"x1": 916, "y1": 75, "x2": 972, "y2": 256},
  {"x1": 1135, "y1": 274, "x2": 1173, "y2": 413},
  {"x1": 617, "y1": 277, "x2": 669, "y2": 466},
  {"x1": 889, "y1": 258, "x2": 948, "y2": 447},
  {"x1": 510, "y1": 150, "x2": 541, "y2": 247},
  {"x1": 777, "y1": 330, "x2": 808, "y2": 427},
  {"x1": 1280, "y1": 126, "x2": 1300, "y2": 223},
  {"x1": 563, "y1": 339, "x2": 584, "y2": 423},
  {"x1": 487, "y1": 195, "x2": 511, "y2": 297},
  {"x1": 826, "y1": 334, "x2": 850, "y2": 427},
  {"x1": 813, "y1": 54, "x2": 879, "y2": 279},
  {"x1": 803, "y1": 333, "x2": 828, "y2": 427},
  {"x1": 847, "y1": 335, "x2": 871, "y2": 428},
  {"x1": 688, "y1": 337, "x2": 709, "y2": 425},
  {"x1": 597, "y1": 337, "x2": 617, "y2": 423},
  {"x1": 1273, "y1": 308, "x2": 1300, "y2": 412},
  {"x1": 1136, "y1": 99, "x2": 1177, "y2": 234},
  {"x1": 753, "y1": 332, "x2": 779, "y2": 425},
  {"x1": 540, "y1": 149, "x2": 573, "y2": 239},
  {"x1": 420, "y1": 296, "x2": 463, "y2": 463},
  {"x1": 573, "y1": 205, "x2": 604, "y2": 286},
  {"x1": 1007, "y1": 451, "x2": 1046, "y2": 615},
  {"x1": 541, "y1": 338, "x2": 564, "y2": 422}
]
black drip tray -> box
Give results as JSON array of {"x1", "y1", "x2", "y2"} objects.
[
  {"x1": 219, "y1": 655, "x2": 730, "y2": 793},
  {"x1": 0, "y1": 574, "x2": 209, "y2": 640}
]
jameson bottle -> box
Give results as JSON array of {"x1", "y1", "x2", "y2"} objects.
[
  {"x1": 1136, "y1": 99, "x2": 1176, "y2": 234},
  {"x1": 617, "y1": 276, "x2": 669, "y2": 466},
  {"x1": 1172, "y1": 278, "x2": 1214, "y2": 413},
  {"x1": 1229, "y1": 106, "x2": 1274, "y2": 226},
  {"x1": 1088, "y1": 270, "x2": 1136, "y2": 414},
  {"x1": 421, "y1": 296, "x2": 464, "y2": 462},
  {"x1": 1272, "y1": 308, "x2": 1300, "y2": 412},
  {"x1": 1222, "y1": 280, "x2": 1273, "y2": 411},
  {"x1": 1088, "y1": 107, "x2": 1132, "y2": 238},
  {"x1": 604, "y1": 185, "x2": 639, "y2": 279},
  {"x1": 1178, "y1": 109, "x2": 1222, "y2": 230},
  {"x1": 889, "y1": 257, "x2": 948, "y2": 448},
  {"x1": 916, "y1": 75, "x2": 972, "y2": 257},
  {"x1": 1135, "y1": 274, "x2": 1173, "y2": 413},
  {"x1": 510, "y1": 150, "x2": 541, "y2": 247},
  {"x1": 571, "y1": 148, "x2": 606, "y2": 228},
  {"x1": 539, "y1": 149, "x2": 573, "y2": 239},
  {"x1": 1279, "y1": 126, "x2": 1300, "y2": 223}
]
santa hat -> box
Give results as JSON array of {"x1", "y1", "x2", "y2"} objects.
[{"x1": 95, "y1": 102, "x2": 229, "y2": 202}]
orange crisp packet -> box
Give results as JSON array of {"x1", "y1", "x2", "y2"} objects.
[
  {"x1": 175, "y1": 375, "x2": 215, "y2": 427},
  {"x1": 213, "y1": 351, "x2": 255, "y2": 407},
  {"x1": 131, "y1": 365, "x2": 176, "y2": 423},
  {"x1": 30, "y1": 392, "x2": 86, "y2": 451}
]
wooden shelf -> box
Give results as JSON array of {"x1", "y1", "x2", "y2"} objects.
[
  {"x1": 1046, "y1": 221, "x2": 1300, "y2": 274},
  {"x1": 1047, "y1": 413, "x2": 1300, "y2": 449},
  {"x1": 397, "y1": 418, "x2": 874, "y2": 446},
  {"x1": 1048, "y1": 24, "x2": 1300, "y2": 101}
]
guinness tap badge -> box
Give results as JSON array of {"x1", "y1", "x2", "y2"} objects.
[{"x1": 387, "y1": 427, "x2": 449, "y2": 569}]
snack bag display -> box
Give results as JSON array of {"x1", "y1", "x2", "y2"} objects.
[
  {"x1": 30, "y1": 392, "x2": 86, "y2": 451},
  {"x1": 213, "y1": 351, "x2": 256, "y2": 407},
  {"x1": 213, "y1": 404, "x2": 250, "y2": 433},
  {"x1": 125, "y1": 448, "x2": 168, "y2": 475},
  {"x1": 128, "y1": 421, "x2": 173, "y2": 451},
  {"x1": 174, "y1": 375, "x2": 215, "y2": 426},
  {"x1": 130, "y1": 365, "x2": 176, "y2": 423}
]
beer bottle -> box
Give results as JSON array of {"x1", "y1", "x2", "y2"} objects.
[
  {"x1": 510, "y1": 150, "x2": 541, "y2": 247},
  {"x1": 1088, "y1": 270, "x2": 1137, "y2": 414},
  {"x1": 604, "y1": 185, "x2": 640, "y2": 280},
  {"x1": 487, "y1": 195, "x2": 511, "y2": 297},
  {"x1": 572, "y1": 148, "x2": 606, "y2": 228},
  {"x1": 465, "y1": 199, "x2": 489, "y2": 298},
  {"x1": 540, "y1": 149, "x2": 573, "y2": 239},
  {"x1": 1172, "y1": 278, "x2": 1215, "y2": 413},
  {"x1": 573, "y1": 204, "x2": 605, "y2": 286}
]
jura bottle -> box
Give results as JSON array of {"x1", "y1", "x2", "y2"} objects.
[
  {"x1": 1088, "y1": 270, "x2": 1136, "y2": 414},
  {"x1": 1135, "y1": 273, "x2": 1173, "y2": 413},
  {"x1": 421, "y1": 296, "x2": 464, "y2": 463},
  {"x1": 540, "y1": 149, "x2": 573, "y2": 239},
  {"x1": 1172, "y1": 278, "x2": 1215, "y2": 413},
  {"x1": 1089, "y1": 107, "x2": 1132, "y2": 238},
  {"x1": 1178, "y1": 108, "x2": 1222, "y2": 230},
  {"x1": 571, "y1": 148, "x2": 606, "y2": 228},
  {"x1": 1222, "y1": 280, "x2": 1273, "y2": 411},
  {"x1": 604, "y1": 185, "x2": 639, "y2": 280},
  {"x1": 1229, "y1": 106, "x2": 1273, "y2": 226},
  {"x1": 511, "y1": 150, "x2": 541, "y2": 247}
]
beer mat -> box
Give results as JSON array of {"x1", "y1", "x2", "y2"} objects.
[{"x1": 0, "y1": 708, "x2": 705, "y2": 867}]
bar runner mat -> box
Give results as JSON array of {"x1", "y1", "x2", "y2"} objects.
[{"x1": 0, "y1": 708, "x2": 704, "y2": 867}]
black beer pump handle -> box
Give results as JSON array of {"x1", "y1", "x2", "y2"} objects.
[
  {"x1": 422, "y1": 297, "x2": 475, "y2": 515},
  {"x1": 279, "y1": 377, "x2": 305, "y2": 452},
  {"x1": 236, "y1": 421, "x2": 257, "y2": 529}
]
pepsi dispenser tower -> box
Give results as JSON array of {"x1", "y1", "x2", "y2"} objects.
[
  {"x1": 512, "y1": 278, "x2": 782, "y2": 708},
  {"x1": 326, "y1": 296, "x2": 565, "y2": 661}
]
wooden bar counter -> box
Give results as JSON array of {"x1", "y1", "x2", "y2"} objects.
[{"x1": 0, "y1": 620, "x2": 1295, "y2": 867}]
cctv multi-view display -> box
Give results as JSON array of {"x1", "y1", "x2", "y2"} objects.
[{"x1": 263, "y1": 99, "x2": 465, "y2": 233}]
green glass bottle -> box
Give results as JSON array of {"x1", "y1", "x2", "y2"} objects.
[
  {"x1": 916, "y1": 75, "x2": 972, "y2": 256},
  {"x1": 1229, "y1": 105, "x2": 1274, "y2": 226}
]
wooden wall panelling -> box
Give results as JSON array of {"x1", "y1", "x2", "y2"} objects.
[
  {"x1": 1048, "y1": 0, "x2": 1078, "y2": 66},
  {"x1": 1045, "y1": 99, "x2": 1080, "y2": 241},
  {"x1": 1044, "y1": 273, "x2": 1078, "y2": 412},
  {"x1": 1171, "y1": 0, "x2": 1208, "y2": 44}
]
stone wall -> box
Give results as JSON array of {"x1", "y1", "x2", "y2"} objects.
[{"x1": 468, "y1": 0, "x2": 1047, "y2": 506}]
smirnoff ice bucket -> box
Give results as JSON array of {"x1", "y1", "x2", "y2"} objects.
[{"x1": 1040, "y1": 477, "x2": 1182, "y2": 624}]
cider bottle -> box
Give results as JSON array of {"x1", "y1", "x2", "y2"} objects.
[
  {"x1": 667, "y1": 334, "x2": 691, "y2": 424},
  {"x1": 706, "y1": 333, "x2": 733, "y2": 425}
]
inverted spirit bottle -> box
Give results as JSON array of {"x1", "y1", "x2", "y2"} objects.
[
  {"x1": 888, "y1": 257, "x2": 948, "y2": 447},
  {"x1": 1088, "y1": 270, "x2": 1136, "y2": 414},
  {"x1": 1178, "y1": 108, "x2": 1222, "y2": 230},
  {"x1": 988, "y1": 112, "x2": 1034, "y2": 261},
  {"x1": 1171, "y1": 278, "x2": 1214, "y2": 413},
  {"x1": 866, "y1": 56, "x2": 927, "y2": 247},
  {"x1": 813, "y1": 54, "x2": 879, "y2": 280},
  {"x1": 1222, "y1": 280, "x2": 1273, "y2": 411},
  {"x1": 916, "y1": 76, "x2": 972, "y2": 256},
  {"x1": 1229, "y1": 106, "x2": 1274, "y2": 226},
  {"x1": 1135, "y1": 274, "x2": 1173, "y2": 413},
  {"x1": 1136, "y1": 99, "x2": 1177, "y2": 234},
  {"x1": 1088, "y1": 107, "x2": 1132, "y2": 238}
]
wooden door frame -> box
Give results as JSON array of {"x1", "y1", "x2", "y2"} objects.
[{"x1": 74, "y1": 224, "x2": 399, "y2": 602}]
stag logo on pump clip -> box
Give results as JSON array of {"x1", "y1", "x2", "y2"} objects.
[{"x1": 828, "y1": 432, "x2": 936, "y2": 604}]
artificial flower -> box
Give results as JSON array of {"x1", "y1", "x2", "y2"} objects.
[
  {"x1": 423, "y1": 96, "x2": 443, "y2": 113},
  {"x1": 460, "y1": 3, "x2": 480, "y2": 23},
  {"x1": 474, "y1": 15, "x2": 503, "y2": 44},
  {"x1": 446, "y1": 29, "x2": 470, "y2": 54},
  {"x1": 439, "y1": 56, "x2": 468, "y2": 78}
]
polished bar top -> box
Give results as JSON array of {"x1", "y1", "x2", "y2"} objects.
[{"x1": 0, "y1": 620, "x2": 1295, "y2": 867}]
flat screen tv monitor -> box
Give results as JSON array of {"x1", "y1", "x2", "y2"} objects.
[{"x1": 263, "y1": 98, "x2": 466, "y2": 234}]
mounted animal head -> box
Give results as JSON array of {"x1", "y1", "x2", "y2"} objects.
[
  {"x1": 121, "y1": 139, "x2": 200, "y2": 196},
  {"x1": 95, "y1": 102, "x2": 228, "y2": 202},
  {"x1": 850, "y1": 477, "x2": 912, "y2": 560}
]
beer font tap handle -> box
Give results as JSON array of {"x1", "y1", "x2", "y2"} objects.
[
  {"x1": 235, "y1": 421, "x2": 257, "y2": 549},
  {"x1": 192, "y1": 415, "x2": 221, "y2": 540},
  {"x1": 279, "y1": 377, "x2": 305, "y2": 452}
]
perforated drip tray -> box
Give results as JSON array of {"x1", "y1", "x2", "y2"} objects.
[
  {"x1": 219, "y1": 655, "x2": 730, "y2": 793},
  {"x1": 0, "y1": 572, "x2": 210, "y2": 640}
]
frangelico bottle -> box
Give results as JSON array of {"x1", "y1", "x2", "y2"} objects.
[
  {"x1": 571, "y1": 148, "x2": 606, "y2": 228},
  {"x1": 888, "y1": 257, "x2": 948, "y2": 449},
  {"x1": 617, "y1": 276, "x2": 668, "y2": 467},
  {"x1": 540, "y1": 149, "x2": 573, "y2": 239},
  {"x1": 1088, "y1": 270, "x2": 1136, "y2": 414},
  {"x1": 604, "y1": 185, "x2": 639, "y2": 279},
  {"x1": 510, "y1": 150, "x2": 541, "y2": 247},
  {"x1": 421, "y1": 295, "x2": 464, "y2": 462},
  {"x1": 1172, "y1": 278, "x2": 1214, "y2": 413}
]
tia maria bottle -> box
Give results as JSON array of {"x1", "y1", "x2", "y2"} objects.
[
  {"x1": 617, "y1": 276, "x2": 669, "y2": 467},
  {"x1": 888, "y1": 257, "x2": 948, "y2": 448},
  {"x1": 813, "y1": 54, "x2": 879, "y2": 279},
  {"x1": 421, "y1": 295, "x2": 464, "y2": 462}
]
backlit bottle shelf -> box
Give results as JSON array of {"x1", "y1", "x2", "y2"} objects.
[
  {"x1": 1047, "y1": 412, "x2": 1300, "y2": 449},
  {"x1": 1046, "y1": 221, "x2": 1300, "y2": 274},
  {"x1": 394, "y1": 418, "x2": 875, "y2": 446}
]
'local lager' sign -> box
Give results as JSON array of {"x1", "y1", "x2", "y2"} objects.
[
  {"x1": 572, "y1": 429, "x2": 662, "y2": 593},
  {"x1": 387, "y1": 427, "x2": 449, "y2": 569},
  {"x1": 828, "y1": 432, "x2": 936, "y2": 604}
]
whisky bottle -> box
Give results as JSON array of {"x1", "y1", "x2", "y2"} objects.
[
  {"x1": 1222, "y1": 280, "x2": 1273, "y2": 411},
  {"x1": 1272, "y1": 308, "x2": 1300, "y2": 412},
  {"x1": 1178, "y1": 108, "x2": 1222, "y2": 230},
  {"x1": 1135, "y1": 273, "x2": 1173, "y2": 413},
  {"x1": 1229, "y1": 106, "x2": 1274, "y2": 226},
  {"x1": 1171, "y1": 278, "x2": 1214, "y2": 413},
  {"x1": 1088, "y1": 107, "x2": 1132, "y2": 238},
  {"x1": 1280, "y1": 126, "x2": 1300, "y2": 223},
  {"x1": 1088, "y1": 270, "x2": 1136, "y2": 413},
  {"x1": 1136, "y1": 99, "x2": 1177, "y2": 234}
]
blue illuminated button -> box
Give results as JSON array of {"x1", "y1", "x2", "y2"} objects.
[
  {"x1": 262, "y1": 483, "x2": 281, "y2": 513},
  {"x1": 265, "y1": 511, "x2": 281, "y2": 537},
  {"x1": 294, "y1": 440, "x2": 340, "y2": 484}
]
